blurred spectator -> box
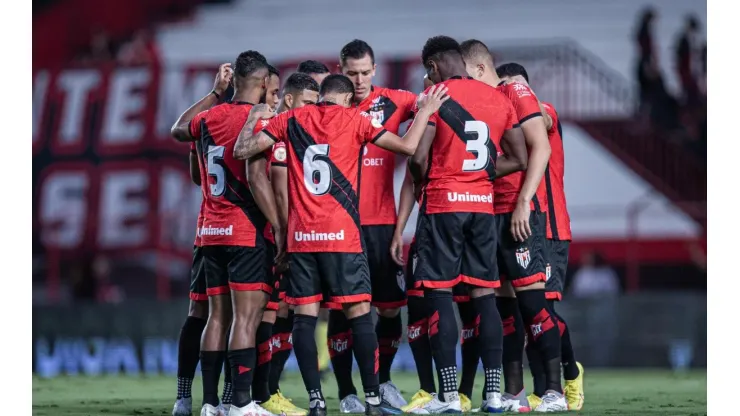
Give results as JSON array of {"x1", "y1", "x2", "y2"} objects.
[
  {"x1": 571, "y1": 251, "x2": 620, "y2": 298},
  {"x1": 675, "y1": 15, "x2": 703, "y2": 108},
  {"x1": 117, "y1": 29, "x2": 160, "y2": 66},
  {"x1": 92, "y1": 255, "x2": 125, "y2": 303},
  {"x1": 77, "y1": 28, "x2": 114, "y2": 64}
]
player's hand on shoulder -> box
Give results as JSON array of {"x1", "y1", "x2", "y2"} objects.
[
  {"x1": 390, "y1": 233, "x2": 405, "y2": 266},
  {"x1": 416, "y1": 84, "x2": 450, "y2": 114},
  {"x1": 248, "y1": 103, "x2": 275, "y2": 122},
  {"x1": 213, "y1": 63, "x2": 233, "y2": 96}
]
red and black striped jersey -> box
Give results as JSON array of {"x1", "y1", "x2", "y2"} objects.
[
  {"x1": 541, "y1": 102, "x2": 571, "y2": 241},
  {"x1": 263, "y1": 103, "x2": 386, "y2": 253}
]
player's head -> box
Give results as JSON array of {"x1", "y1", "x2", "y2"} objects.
[
  {"x1": 233, "y1": 50, "x2": 270, "y2": 95},
  {"x1": 339, "y1": 39, "x2": 376, "y2": 102},
  {"x1": 297, "y1": 60, "x2": 331, "y2": 85},
  {"x1": 460, "y1": 39, "x2": 496, "y2": 82},
  {"x1": 282, "y1": 72, "x2": 320, "y2": 110},
  {"x1": 421, "y1": 35, "x2": 466, "y2": 84},
  {"x1": 423, "y1": 73, "x2": 434, "y2": 89},
  {"x1": 496, "y1": 62, "x2": 530, "y2": 87},
  {"x1": 319, "y1": 74, "x2": 355, "y2": 108},
  {"x1": 264, "y1": 64, "x2": 281, "y2": 110}
]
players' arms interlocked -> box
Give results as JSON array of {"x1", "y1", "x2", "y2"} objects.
[
  {"x1": 270, "y1": 164, "x2": 289, "y2": 231},
  {"x1": 189, "y1": 150, "x2": 201, "y2": 186},
  {"x1": 233, "y1": 104, "x2": 275, "y2": 160},
  {"x1": 390, "y1": 170, "x2": 416, "y2": 266},
  {"x1": 247, "y1": 155, "x2": 286, "y2": 264},
  {"x1": 170, "y1": 63, "x2": 233, "y2": 142},
  {"x1": 494, "y1": 126, "x2": 529, "y2": 178},
  {"x1": 512, "y1": 114, "x2": 551, "y2": 242}
]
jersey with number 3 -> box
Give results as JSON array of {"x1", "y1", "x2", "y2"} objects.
[
  {"x1": 263, "y1": 103, "x2": 387, "y2": 253},
  {"x1": 420, "y1": 77, "x2": 518, "y2": 215},
  {"x1": 189, "y1": 101, "x2": 266, "y2": 247}
]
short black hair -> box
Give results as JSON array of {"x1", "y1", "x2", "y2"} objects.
[
  {"x1": 267, "y1": 64, "x2": 280, "y2": 77},
  {"x1": 496, "y1": 62, "x2": 529, "y2": 83},
  {"x1": 319, "y1": 74, "x2": 355, "y2": 97},
  {"x1": 340, "y1": 39, "x2": 375, "y2": 65},
  {"x1": 297, "y1": 60, "x2": 330, "y2": 75},
  {"x1": 234, "y1": 50, "x2": 268, "y2": 78},
  {"x1": 421, "y1": 36, "x2": 462, "y2": 68},
  {"x1": 283, "y1": 72, "x2": 320, "y2": 95}
]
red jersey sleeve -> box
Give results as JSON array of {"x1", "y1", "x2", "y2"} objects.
[
  {"x1": 263, "y1": 112, "x2": 290, "y2": 143},
  {"x1": 269, "y1": 142, "x2": 288, "y2": 167},
  {"x1": 504, "y1": 100, "x2": 519, "y2": 130},
  {"x1": 188, "y1": 110, "x2": 208, "y2": 139},
  {"x1": 393, "y1": 89, "x2": 418, "y2": 121},
  {"x1": 358, "y1": 111, "x2": 387, "y2": 144},
  {"x1": 505, "y1": 82, "x2": 542, "y2": 124}
]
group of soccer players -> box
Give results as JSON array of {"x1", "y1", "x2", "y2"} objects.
[{"x1": 169, "y1": 36, "x2": 584, "y2": 416}]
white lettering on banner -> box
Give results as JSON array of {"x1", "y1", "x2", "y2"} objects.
[
  {"x1": 159, "y1": 167, "x2": 201, "y2": 244},
  {"x1": 447, "y1": 192, "x2": 493, "y2": 203},
  {"x1": 98, "y1": 170, "x2": 149, "y2": 247},
  {"x1": 294, "y1": 229, "x2": 345, "y2": 242},
  {"x1": 155, "y1": 69, "x2": 213, "y2": 138},
  {"x1": 102, "y1": 68, "x2": 151, "y2": 145},
  {"x1": 33, "y1": 70, "x2": 50, "y2": 144},
  {"x1": 40, "y1": 171, "x2": 89, "y2": 248},
  {"x1": 58, "y1": 70, "x2": 101, "y2": 146},
  {"x1": 199, "y1": 225, "x2": 234, "y2": 236}
]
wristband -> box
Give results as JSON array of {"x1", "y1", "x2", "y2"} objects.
[{"x1": 211, "y1": 90, "x2": 221, "y2": 100}]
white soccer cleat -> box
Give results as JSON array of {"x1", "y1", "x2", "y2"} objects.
[
  {"x1": 479, "y1": 393, "x2": 504, "y2": 413},
  {"x1": 219, "y1": 403, "x2": 231, "y2": 415},
  {"x1": 411, "y1": 395, "x2": 462, "y2": 414},
  {"x1": 227, "y1": 401, "x2": 276, "y2": 416},
  {"x1": 200, "y1": 403, "x2": 226, "y2": 416},
  {"x1": 533, "y1": 390, "x2": 568, "y2": 412},
  {"x1": 380, "y1": 381, "x2": 408, "y2": 408},
  {"x1": 339, "y1": 394, "x2": 366, "y2": 413},
  {"x1": 173, "y1": 397, "x2": 193, "y2": 416},
  {"x1": 501, "y1": 390, "x2": 531, "y2": 412}
]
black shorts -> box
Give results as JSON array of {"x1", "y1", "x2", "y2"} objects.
[
  {"x1": 265, "y1": 243, "x2": 281, "y2": 310},
  {"x1": 189, "y1": 246, "x2": 208, "y2": 301},
  {"x1": 406, "y1": 241, "x2": 470, "y2": 302},
  {"x1": 286, "y1": 252, "x2": 371, "y2": 306},
  {"x1": 545, "y1": 239, "x2": 570, "y2": 301},
  {"x1": 413, "y1": 212, "x2": 499, "y2": 290},
  {"x1": 363, "y1": 225, "x2": 407, "y2": 308},
  {"x1": 202, "y1": 245, "x2": 271, "y2": 296},
  {"x1": 496, "y1": 211, "x2": 548, "y2": 287}
]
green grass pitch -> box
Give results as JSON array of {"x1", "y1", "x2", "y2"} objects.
[{"x1": 33, "y1": 369, "x2": 706, "y2": 415}]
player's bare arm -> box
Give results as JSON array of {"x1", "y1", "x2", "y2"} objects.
[
  {"x1": 189, "y1": 151, "x2": 201, "y2": 186},
  {"x1": 247, "y1": 155, "x2": 285, "y2": 262},
  {"x1": 539, "y1": 102, "x2": 554, "y2": 130},
  {"x1": 233, "y1": 104, "x2": 274, "y2": 160},
  {"x1": 270, "y1": 165, "x2": 289, "y2": 231},
  {"x1": 170, "y1": 63, "x2": 232, "y2": 142},
  {"x1": 373, "y1": 85, "x2": 448, "y2": 156},
  {"x1": 512, "y1": 116, "x2": 551, "y2": 242},
  {"x1": 390, "y1": 170, "x2": 416, "y2": 266},
  {"x1": 495, "y1": 126, "x2": 529, "y2": 178}
]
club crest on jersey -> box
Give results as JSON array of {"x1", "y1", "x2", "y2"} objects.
[
  {"x1": 516, "y1": 247, "x2": 531, "y2": 269},
  {"x1": 368, "y1": 96, "x2": 385, "y2": 125},
  {"x1": 396, "y1": 269, "x2": 405, "y2": 292},
  {"x1": 273, "y1": 146, "x2": 287, "y2": 162}
]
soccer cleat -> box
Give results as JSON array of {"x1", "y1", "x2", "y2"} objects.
[
  {"x1": 340, "y1": 394, "x2": 366, "y2": 413},
  {"x1": 479, "y1": 393, "x2": 504, "y2": 413},
  {"x1": 501, "y1": 391, "x2": 531, "y2": 413},
  {"x1": 219, "y1": 404, "x2": 230, "y2": 415},
  {"x1": 261, "y1": 391, "x2": 309, "y2": 416},
  {"x1": 458, "y1": 394, "x2": 472, "y2": 412},
  {"x1": 200, "y1": 403, "x2": 225, "y2": 416},
  {"x1": 526, "y1": 394, "x2": 542, "y2": 410},
  {"x1": 227, "y1": 401, "x2": 276, "y2": 416},
  {"x1": 173, "y1": 397, "x2": 193, "y2": 416},
  {"x1": 380, "y1": 381, "x2": 408, "y2": 408},
  {"x1": 401, "y1": 390, "x2": 435, "y2": 413},
  {"x1": 365, "y1": 398, "x2": 404, "y2": 415},
  {"x1": 412, "y1": 396, "x2": 462, "y2": 414},
  {"x1": 563, "y1": 362, "x2": 584, "y2": 411},
  {"x1": 533, "y1": 391, "x2": 567, "y2": 413},
  {"x1": 309, "y1": 400, "x2": 328, "y2": 416}
]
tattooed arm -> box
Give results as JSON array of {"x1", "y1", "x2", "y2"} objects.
[{"x1": 233, "y1": 104, "x2": 274, "y2": 160}]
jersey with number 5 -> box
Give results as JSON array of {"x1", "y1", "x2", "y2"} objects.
[
  {"x1": 420, "y1": 77, "x2": 519, "y2": 215},
  {"x1": 263, "y1": 102, "x2": 387, "y2": 253},
  {"x1": 190, "y1": 101, "x2": 267, "y2": 247}
]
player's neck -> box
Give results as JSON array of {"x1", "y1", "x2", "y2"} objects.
[
  {"x1": 481, "y1": 73, "x2": 501, "y2": 88},
  {"x1": 277, "y1": 102, "x2": 288, "y2": 113},
  {"x1": 232, "y1": 88, "x2": 261, "y2": 105},
  {"x1": 353, "y1": 88, "x2": 372, "y2": 104}
]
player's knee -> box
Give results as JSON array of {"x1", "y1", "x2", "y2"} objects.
[
  {"x1": 469, "y1": 287, "x2": 495, "y2": 299},
  {"x1": 343, "y1": 301, "x2": 371, "y2": 319},
  {"x1": 189, "y1": 299, "x2": 208, "y2": 319},
  {"x1": 376, "y1": 307, "x2": 400, "y2": 318},
  {"x1": 494, "y1": 281, "x2": 516, "y2": 298},
  {"x1": 277, "y1": 301, "x2": 290, "y2": 318},
  {"x1": 294, "y1": 302, "x2": 320, "y2": 317},
  {"x1": 513, "y1": 281, "x2": 546, "y2": 292},
  {"x1": 262, "y1": 309, "x2": 277, "y2": 324}
]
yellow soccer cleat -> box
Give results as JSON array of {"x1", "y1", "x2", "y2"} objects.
[
  {"x1": 527, "y1": 393, "x2": 542, "y2": 410},
  {"x1": 459, "y1": 393, "x2": 472, "y2": 412},
  {"x1": 315, "y1": 321, "x2": 330, "y2": 372},
  {"x1": 260, "y1": 391, "x2": 309, "y2": 416},
  {"x1": 563, "y1": 362, "x2": 584, "y2": 411},
  {"x1": 401, "y1": 390, "x2": 434, "y2": 413}
]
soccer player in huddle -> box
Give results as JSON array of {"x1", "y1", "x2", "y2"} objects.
[
  {"x1": 171, "y1": 50, "x2": 281, "y2": 416},
  {"x1": 408, "y1": 35, "x2": 529, "y2": 414},
  {"x1": 235, "y1": 71, "x2": 322, "y2": 416},
  {"x1": 297, "y1": 60, "x2": 332, "y2": 85},
  {"x1": 323, "y1": 39, "x2": 420, "y2": 413},
  {"x1": 235, "y1": 73, "x2": 449, "y2": 416},
  {"x1": 496, "y1": 62, "x2": 584, "y2": 411},
  {"x1": 460, "y1": 40, "x2": 567, "y2": 412}
]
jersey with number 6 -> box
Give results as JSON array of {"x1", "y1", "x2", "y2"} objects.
[
  {"x1": 419, "y1": 76, "x2": 518, "y2": 215},
  {"x1": 262, "y1": 102, "x2": 387, "y2": 253},
  {"x1": 189, "y1": 101, "x2": 267, "y2": 247}
]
